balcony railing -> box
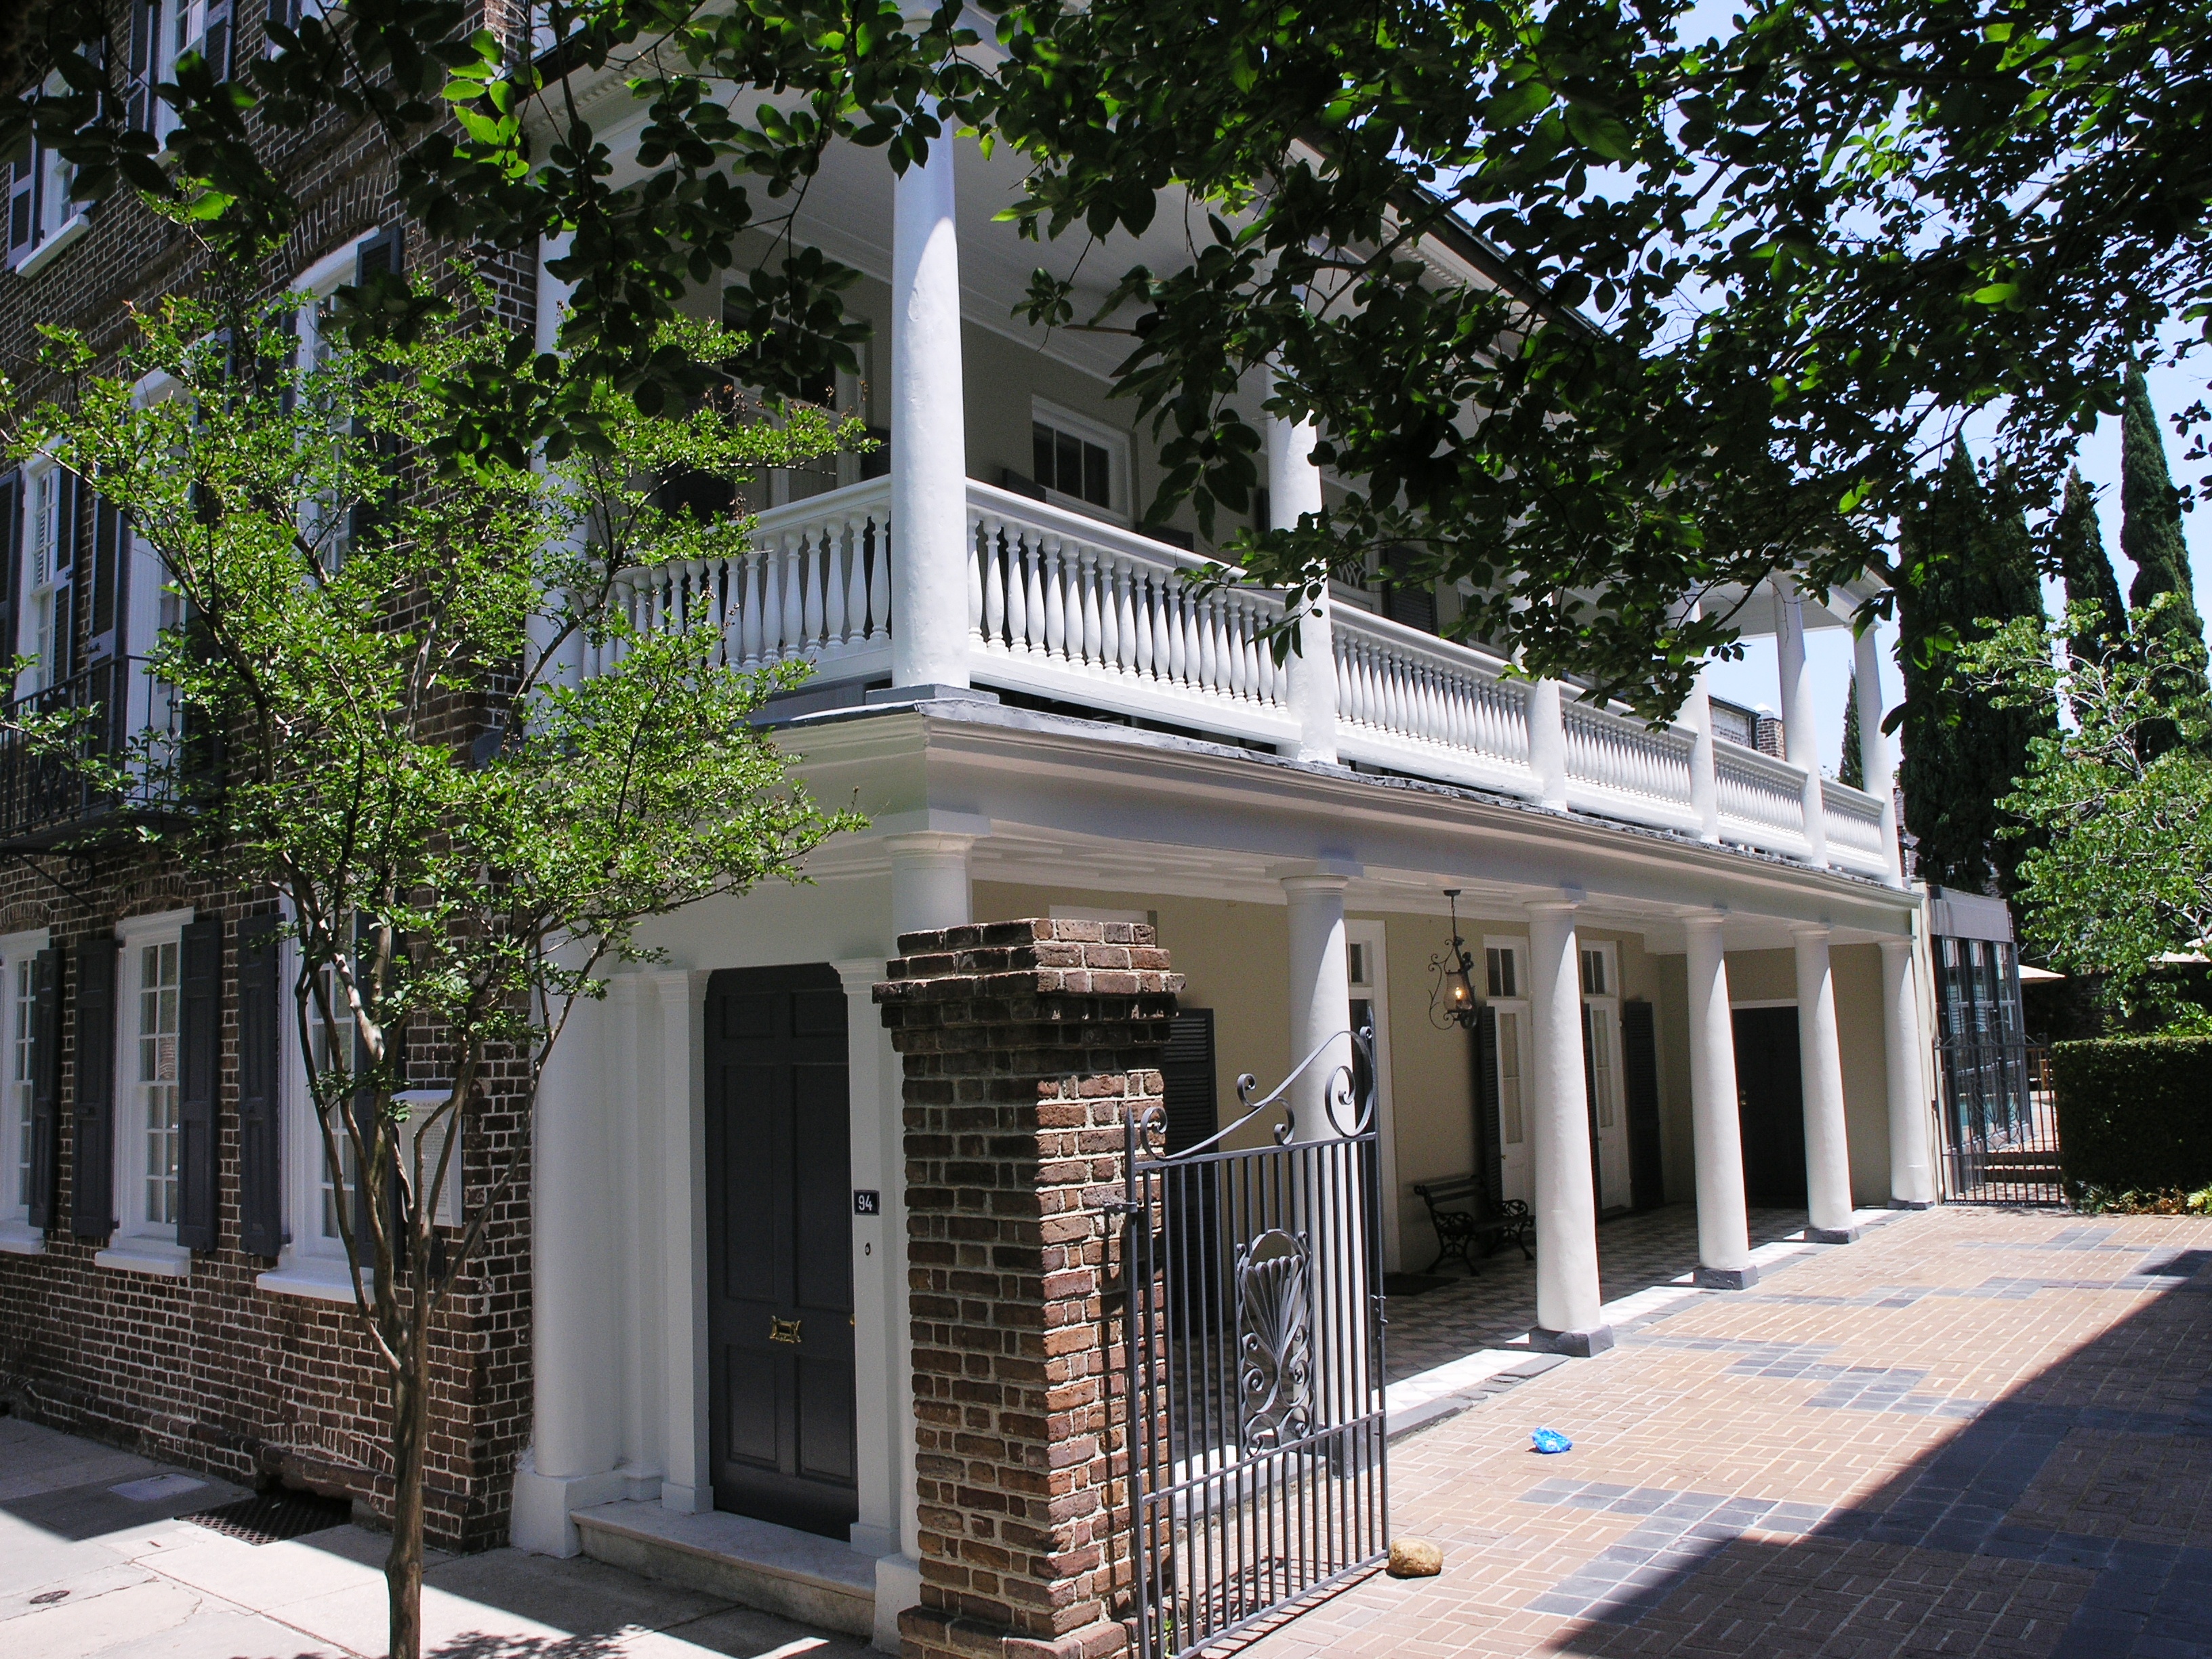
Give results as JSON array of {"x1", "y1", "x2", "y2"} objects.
[
  {"x1": 0, "y1": 655, "x2": 187, "y2": 851},
  {"x1": 599, "y1": 476, "x2": 1897, "y2": 880}
]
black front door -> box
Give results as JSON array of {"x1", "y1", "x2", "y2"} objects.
[
  {"x1": 1732, "y1": 1006, "x2": 1808, "y2": 1206},
  {"x1": 705, "y1": 964, "x2": 858, "y2": 1539}
]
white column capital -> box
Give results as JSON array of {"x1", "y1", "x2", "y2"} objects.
[
  {"x1": 833, "y1": 957, "x2": 887, "y2": 995},
  {"x1": 1680, "y1": 912, "x2": 1726, "y2": 939},
  {"x1": 1878, "y1": 936, "x2": 1913, "y2": 960},
  {"x1": 1525, "y1": 896, "x2": 1580, "y2": 919},
  {"x1": 1790, "y1": 921, "x2": 1834, "y2": 943}
]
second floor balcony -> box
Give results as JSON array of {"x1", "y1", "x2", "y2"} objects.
[
  {"x1": 594, "y1": 474, "x2": 1902, "y2": 886},
  {"x1": 0, "y1": 655, "x2": 190, "y2": 853}
]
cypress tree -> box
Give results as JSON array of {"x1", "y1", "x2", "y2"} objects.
[
  {"x1": 2053, "y1": 468, "x2": 2127, "y2": 661},
  {"x1": 1896, "y1": 441, "x2": 2053, "y2": 896},
  {"x1": 2121, "y1": 369, "x2": 2208, "y2": 703},
  {"x1": 1839, "y1": 671, "x2": 1864, "y2": 789}
]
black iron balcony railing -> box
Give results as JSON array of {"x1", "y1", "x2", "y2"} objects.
[{"x1": 0, "y1": 655, "x2": 193, "y2": 852}]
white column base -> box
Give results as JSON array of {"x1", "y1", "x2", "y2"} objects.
[
  {"x1": 660, "y1": 1479, "x2": 711, "y2": 1515},
  {"x1": 874, "y1": 1553, "x2": 922, "y2": 1654},
  {"x1": 510, "y1": 1451, "x2": 629, "y2": 1557}
]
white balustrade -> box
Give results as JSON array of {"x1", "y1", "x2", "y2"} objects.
[
  {"x1": 597, "y1": 478, "x2": 894, "y2": 680},
  {"x1": 1821, "y1": 777, "x2": 1892, "y2": 874},
  {"x1": 1561, "y1": 703, "x2": 1696, "y2": 815},
  {"x1": 964, "y1": 481, "x2": 1297, "y2": 744},
  {"x1": 1330, "y1": 607, "x2": 1535, "y2": 792},
  {"x1": 586, "y1": 474, "x2": 1896, "y2": 878},
  {"x1": 1715, "y1": 746, "x2": 1812, "y2": 857}
]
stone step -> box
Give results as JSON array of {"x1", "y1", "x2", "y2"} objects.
[{"x1": 571, "y1": 1498, "x2": 877, "y2": 1637}]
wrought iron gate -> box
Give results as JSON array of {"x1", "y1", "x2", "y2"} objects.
[
  {"x1": 1122, "y1": 1029, "x2": 1389, "y2": 1659},
  {"x1": 1936, "y1": 1035, "x2": 2062, "y2": 1204}
]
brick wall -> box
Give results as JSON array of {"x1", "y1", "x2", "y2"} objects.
[
  {"x1": 876, "y1": 918, "x2": 1183, "y2": 1659},
  {"x1": 0, "y1": 3, "x2": 539, "y2": 1553}
]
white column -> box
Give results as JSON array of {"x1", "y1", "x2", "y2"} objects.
[
  {"x1": 1527, "y1": 679, "x2": 1570, "y2": 809},
  {"x1": 836, "y1": 959, "x2": 901, "y2": 1568},
  {"x1": 1854, "y1": 622, "x2": 1904, "y2": 887},
  {"x1": 509, "y1": 991, "x2": 623, "y2": 1555},
  {"x1": 1525, "y1": 899, "x2": 1610, "y2": 1353},
  {"x1": 889, "y1": 117, "x2": 970, "y2": 691},
  {"x1": 1773, "y1": 577, "x2": 1828, "y2": 865},
  {"x1": 1792, "y1": 925, "x2": 1859, "y2": 1241},
  {"x1": 656, "y1": 968, "x2": 714, "y2": 1513},
  {"x1": 1282, "y1": 869, "x2": 1355, "y2": 1136},
  {"x1": 1682, "y1": 917, "x2": 1755, "y2": 1286},
  {"x1": 610, "y1": 974, "x2": 665, "y2": 1499},
  {"x1": 886, "y1": 832, "x2": 975, "y2": 941},
  {"x1": 1881, "y1": 938, "x2": 1938, "y2": 1207},
  {"x1": 1269, "y1": 414, "x2": 1336, "y2": 766}
]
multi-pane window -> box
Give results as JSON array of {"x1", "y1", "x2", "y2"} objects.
[
  {"x1": 1494, "y1": 1007, "x2": 1524, "y2": 1146},
  {"x1": 1032, "y1": 419, "x2": 1111, "y2": 510},
  {"x1": 1584, "y1": 1004, "x2": 1618, "y2": 1130},
  {"x1": 137, "y1": 939, "x2": 181, "y2": 1227},
  {"x1": 308, "y1": 962, "x2": 358, "y2": 1242},
  {"x1": 1486, "y1": 945, "x2": 1517, "y2": 1000},
  {"x1": 24, "y1": 467, "x2": 65, "y2": 690},
  {"x1": 1579, "y1": 947, "x2": 1608, "y2": 997},
  {"x1": 10, "y1": 957, "x2": 30, "y2": 1208}
]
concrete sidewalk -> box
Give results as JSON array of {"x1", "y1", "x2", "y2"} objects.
[{"x1": 0, "y1": 1416, "x2": 871, "y2": 1659}]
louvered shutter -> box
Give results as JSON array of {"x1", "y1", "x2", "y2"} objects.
[
  {"x1": 343, "y1": 226, "x2": 404, "y2": 557},
  {"x1": 205, "y1": 0, "x2": 237, "y2": 81},
  {"x1": 175, "y1": 917, "x2": 222, "y2": 1250},
  {"x1": 1473, "y1": 1004, "x2": 1502, "y2": 1206},
  {"x1": 5, "y1": 140, "x2": 35, "y2": 263},
  {"x1": 1160, "y1": 1009, "x2": 1216, "y2": 1154},
  {"x1": 125, "y1": 1, "x2": 157, "y2": 134},
  {"x1": 24, "y1": 946, "x2": 60, "y2": 1230},
  {"x1": 1621, "y1": 1001, "x2": 1665, "y2": 1211},
  {"x1": 0, "y1": 470, "x2": 21, "y2": 672},
  {"x1": 1160, "y1": 1009, "x2": 1220, "y2": 1334},
  {"x1": 70, "y1": 938, "x2": 117, "y2": 1239},
  {"x1": 84, "y1": 495, "x2": 125, "y2": 665},
  {"x1": 235, "y1": 914, "x2": 281, "y2": 1256},
  {"x1": 52, "y1": 469, "x2": 79, "y2": 678}
]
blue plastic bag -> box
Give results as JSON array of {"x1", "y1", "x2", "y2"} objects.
[{"x1": 1531, "y1": 1427, "x2": 1573, "y2": 1454}]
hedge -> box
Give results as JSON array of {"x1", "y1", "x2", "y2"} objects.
[{"x1": 2051, "y1": 1036, "x2": 2212, "y2": 1195}]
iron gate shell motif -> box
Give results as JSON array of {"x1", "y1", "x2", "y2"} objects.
[{"x1": 1122, "y1": 1028, "x2": 1388, "y2": 1659}]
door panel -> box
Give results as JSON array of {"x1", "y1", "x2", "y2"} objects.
[
  {"x1": 705, "y1": 964, "x2": 858, "y2": 1540},
  {"x1": 1732, "y1": 1006, "x2": 1807, "y2": 1207}
]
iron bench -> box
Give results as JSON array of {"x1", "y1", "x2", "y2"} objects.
[{"x1": 1412, "y1": 1175, "x2": 1534, "y2": 1275}]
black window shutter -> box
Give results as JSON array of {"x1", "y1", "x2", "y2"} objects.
[
  {"x1": 235, "y1": 914, "x2": 282, "y2": 1256},
  {"x1": 205, "y1": 0, "x2": 237, "y2": 82},
  {"x1": 176, "y1": 917, "x2": 222, "y2": 1250},
  {"x1": 85, "y1": 496, "x2": 125, "y2": 664},
  {"x1": 25, "y1": 945, "x2": 61, "y2": 1231},
  {"x1": 1161, "y1": 1009, "x2": 1216, "y2": 1154},
  {"x1": 70, "y1": 938, "x2": 118, "y2": 1240},
  {"x1": 1473, "y1": 1004, "x2": 1502, "y2": 1205},
  {"x1": 0, "y1": 470, "x2": 21, "y2": 665},
  {"x1": 125, "y1": 1, "x2": 157, "y2": 134},
  {"x1": 1621, "y1": 1001, "x2": 1666, "y2": 1211}
]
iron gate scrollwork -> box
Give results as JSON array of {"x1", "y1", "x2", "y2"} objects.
[{"x1": 1122, "y1": 1028, "x2": 1388, "y2": 1659}]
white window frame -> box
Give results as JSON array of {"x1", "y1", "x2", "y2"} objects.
[
  {"x1": 1482, "y1": 936, "x2": 1532, "y2": 1204},
  {"x1": 0, "y1": 924, "x2": 49, "y2": 1252},
  {"x1": 153, "y1": 1, "x2": 217, "y2": 148},
  {"x1": 9, "y1": 75, "x2": 91, "y2": 279},
  {"x1": 289, "y1": 234, "x2": 377, "y2": 569},
  {"x1": 16, "y1": 455, "x2": 66, "y2": 695},
  {"x1": 1029, "y1": 398, "x2": 1132, "y2": 526},
  {"x1": 1345, "y1": 918, "x2": 1401, "y2": 1272},
  {"x1": 1579, "y1": 939, "x2": 1630, "y2": 1212},
  {"x1": 94, "y1": 906, "x2": 194, "y2": 1277}
]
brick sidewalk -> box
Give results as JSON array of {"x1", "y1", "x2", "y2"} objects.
[{"x1": 1235, "y1": 1206, "x2": 2212, "y2": 1659}]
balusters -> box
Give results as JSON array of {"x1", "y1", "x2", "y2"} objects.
[
  {"x1": 822, "y1": 525, "x2": 847, "y2": 648},
  {"x1": 981, "y1": 514, "x2": 1006, "y2": 651}
]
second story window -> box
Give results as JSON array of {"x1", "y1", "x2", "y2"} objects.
[
  {"x1": 19, "y1": 463, "x2": 75, "y2": 693},
  {"x1": 6, "y1": 77, "x2": 89, "y2": 274},
  {"x1": 1029, "y1": 402, "x2": 1128, "y2": 520},
  {"x1": 130, "y1": 0, "x2": 235, "y2": 146}
]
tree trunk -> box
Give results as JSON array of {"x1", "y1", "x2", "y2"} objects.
[{"x1": 384, "y1": 1305, "x2": 431, "y2": 1659}]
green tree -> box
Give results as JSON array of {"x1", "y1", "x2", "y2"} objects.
[
  {"x1": 2121, "y1": 370, "x2": 2207, "y2": 710},
  {"x1": 11, "y1": 0, "x2": 2212, "y2": 715},
  {"x1": 1, "y1": 291, "x2": 862, "y2": 1659},
  {"x1": 1961, "y1": 604, "x2": 2212, "y2": 1024},
  {"x1": 1840, "y1": 671, "x2": 1864, "y2": 790},
  {"x1": 1896, "y1": 444, "x2": 2051, "y2": 895},
  {"x1": 2055, "y1": 468, "x2": 2129, "y2": 664}
]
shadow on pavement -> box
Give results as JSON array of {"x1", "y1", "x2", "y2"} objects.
[{"x1": 1529, "y1": 1237, "x2": 2212, "y2": 1658}]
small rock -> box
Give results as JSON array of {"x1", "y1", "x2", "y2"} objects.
[{"x1": 1387, "y1": 1536, "x2": 1443, "y2": 1578}]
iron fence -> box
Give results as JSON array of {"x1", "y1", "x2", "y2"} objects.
[
  {"x1": 1122, "y1": 1029, "x2": 1388, "y2": 1659},
  {"x1": 0, "y1": 656, "x2": 188, "y2": 850},
  {"x1": 1936, "y1": 1036, "x2": 2062, "y2": 1204}
]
